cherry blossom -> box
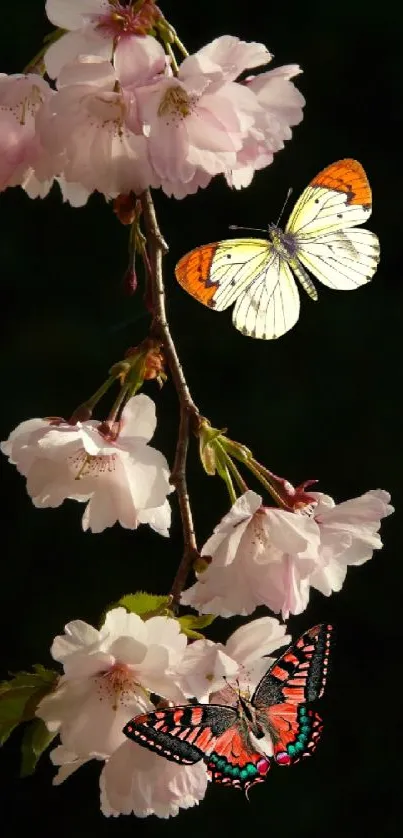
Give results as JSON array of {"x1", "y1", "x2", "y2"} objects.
[
  {"x1": 1, "y1": 394, "x2": 173, "y2": 534},
  {"x1": 100, "y1": 741, "x2": 208, "y2": 818},
  {"x1": 36, "y1": 608, "x2": 188, "y2": 755},
  {"x1": 37, "y1": 607, "x2": 208, "y2": 817},
  {"x1": 37, "y1": 56, "x2": 160, "y2": 198},
  {"x1": 181, "y1": 490, "x2": 320, "y2": 619},
  {"x1": 181, "y1": 487, "x2": 393, "y2": 619},
  {"x1": 308, "y1": 489, "x2": 394, "y2": 596},
  {"x1": 0, "y1": 73, "x2": 54, "y2": 193},
  {"x1": 175, "y1": 616, "x2": 290, "y2": 703},
  {"x1": 226, "y1": 65, "x2": 305, "y2": 188},
  {"x1": 44, "y1": 0, "x2": 162, "y2": 79},
  {"x1": 131, "y1": 35, "x2": 304, "y2": 196}
]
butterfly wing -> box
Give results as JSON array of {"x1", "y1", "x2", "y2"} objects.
[
  {"x1": 285, "y1": 159, "x2": 380, "y2": 290},
  {"x1": 175, "y1": 238, "x2": 271, "y2": 311},
  {"x1": 123, "y1": 704, "x2": 270, "y2": 792},
  {"x1": 176, "y1": 238, "x2": 300, "y2": 340},
  {"x1": 232, "y1": 252, "x2": 300, "y2": 339},
  {"x1": 252, "y1": 623, "x2": 332, "y2": 766}
]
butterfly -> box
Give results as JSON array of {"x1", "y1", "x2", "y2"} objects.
[
  {"x1": 175, "y1": 159, "x2": 380, "y2": 340},
  {"x1": 123, "y1": 623, "x2": 332, "y2": 794}
]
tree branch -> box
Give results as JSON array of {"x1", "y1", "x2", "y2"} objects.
[{"x1": 140, "y1": 189, "x2": 200, "y2": 609}]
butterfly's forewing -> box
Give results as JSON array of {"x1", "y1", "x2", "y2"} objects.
[
  {"x1": 252, "y1": 624, "x2": 332, "y2": 765},
  {"x1": 287, "y1": 159, "x2": 372, "y2": 235},
  {"x1": 175, "y1": 239, "x2": 271, "y2": 311},
  {"x1": 232, "y1": 253, "x2": 300, "y2": 339},
  {"x1": 123, "y1": 704, "x2": 270, "y2": 792},
  {"x1": 286, "y1": 159, "x2": 380, "y2": 290}
]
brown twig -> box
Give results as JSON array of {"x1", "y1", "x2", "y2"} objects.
[{"x1": 140, "y1": 189, "x2": 200, "y2": 609}]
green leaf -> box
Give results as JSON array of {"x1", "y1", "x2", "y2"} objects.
[
  {"x1": 178, "y1": 613, "x2": 216, "y2": 640},
  {"x1": 20, "y1": 718, "x2": 57, "y2": 778},
  {"x1": 0, "y1": 720, "x2": 18, "y2": 747},
  {"x1": 0, "y1": 666, "x2": 59, "y2": 747},
  {"x1": 115, "y1": 592, "x2": 172, "y2": 619}
]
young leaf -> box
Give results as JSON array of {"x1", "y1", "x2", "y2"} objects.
[
  {"x1": 116, "y1": 592, "x2": 172, "y2": 619},
  {"x1": 0, "y1": 666, "x2": 59, "y2": 748},
  {"x1": 20, "y1": 718, "x2": 57, "y2": 777},
  {"x1": 0, "y1": 720, "x2": 18, "y2": 747},
  {"x1": 178, "y1": 613, "x2": 215, "y2": 640}
]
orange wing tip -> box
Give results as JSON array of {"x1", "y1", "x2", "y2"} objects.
[
  {"x1": 310, "y1": 159, "x2": 371, "y2": 207},
  {"x1": 175, "y1": 243, "x2": 219, "y2": 306}
]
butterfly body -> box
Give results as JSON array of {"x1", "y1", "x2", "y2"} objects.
[
  {"x1": 124, "y1": 624, "x2": 332, "y2": 794},
  {"x1": 175, "y1": 159, "x2": 380, "y2": 339}
]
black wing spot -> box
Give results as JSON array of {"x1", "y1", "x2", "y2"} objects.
[
  {"x1": 226, "y1": 254, "x2": 232, "y2": 259},
  {"x1": 337, "y1": 213, "x2": 343, "y2": 218},
  {"x1": 314, "y1": 198, "x2": 319, "y2": 204}
]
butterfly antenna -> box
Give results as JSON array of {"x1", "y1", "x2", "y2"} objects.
[
  {"x1": 275, "y1": 187, "x2": 293, "y2": 226},
  {"x1": 228, "y1": 224, "x2": 267, "y2": 234}
]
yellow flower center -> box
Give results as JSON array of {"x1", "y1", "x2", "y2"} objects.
[{"x1": 158, "y1": 85, "x2": 194, "y2": 120}]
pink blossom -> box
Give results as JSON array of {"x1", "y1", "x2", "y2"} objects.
[
  {"x1": 38, "y1": 607, "x2": 208, "y2": 817},
  {"x1": 308, "y1": 489, "x2": 394, "y2": 596},
  {"x1": 100, "y1": 742, "x2": 208, "y2": 818},
  {"x1": 181, "y1": 490, "x2": 320, "y2": 619},
  {"x1": 226, "y1": 65, "x2": 305, "y2": 188},
  {"x1": 44, "y1": 0, "x2": 163, "y2": 79},
  {"x1": 181, "y1": 488, "x2": 393, "y2": 620},
  {"x1": 0, "y1": 74, "x2": 55, "y2": 193},
  {"x1": 132, "y1": 37, "x2": 266, "y2": 192},
  {"x1": 127, "y1": 36, "x2": 304, "y2": 197},
  {"x1": 175, "y1": 616, "x2": 290, "y2": 702},
  {"x1": 1, "y1": 394, "x2": 173, "y2": 534},
  {"x1": 37, "y1": 56, "x2": 160, "y2": 198},
  {"x1": 37, "y1": 608, "x2": 187, "y2": 755}
]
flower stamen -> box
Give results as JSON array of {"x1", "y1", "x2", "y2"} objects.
[{"x1": 157, "y1": 85, "x2": 194, "y2": 120}]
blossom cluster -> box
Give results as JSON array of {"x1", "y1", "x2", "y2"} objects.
[
  {"x1": 36, "y1": 606, "x2": 290, "y2": 817},
  {"x1": 182, "y1": 488, "x2": 393, "y2": 618},
  {"x1": 0, "y1": 0, "x2": 305, "y2": 202},
  {"x1": 1, "y1": 397, "x2": 393, "y2": 616}
]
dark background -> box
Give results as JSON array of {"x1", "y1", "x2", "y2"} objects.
[{"x1": 1, "y1": 0, "x2": 402, "y2": 835}]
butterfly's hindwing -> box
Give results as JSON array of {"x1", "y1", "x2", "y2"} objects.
[
  {"x1": 124, "y1": 703, "x2": 270, "y2": 792},
  {"x1": 232, "y1": 253, "x2": 300, "y2": 339},
  {"x1": 206, "y1": 725, "x2": 270, "y2": 791},
  {"x1": 297, "y1": 228, "x2": 380, "y2": 290}
]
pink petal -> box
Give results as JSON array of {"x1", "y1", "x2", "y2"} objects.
[
  {"x1": 45, "y1": 0, "x2": 109, "y2": 30},
  {"x1": 119, "y1": 394, "x2": 156, "y2": 443},
  {"x1": 45, "y1": 27, "x2": 112, "y2": 79},
  {"x1": 114, "y1": 34, "x2": 167, "y2": 88},
  {"x1": 181, "y1": 36, "x2": 271, "y2": 82}
]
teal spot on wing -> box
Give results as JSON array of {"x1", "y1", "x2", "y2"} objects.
[{"x1": 286, "y1": 707, "x2": 313, "y2": 757}]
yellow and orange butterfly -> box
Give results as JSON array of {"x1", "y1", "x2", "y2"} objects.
[{"x1": 175, "y1": 159, "x2": 380, "y2": 340}]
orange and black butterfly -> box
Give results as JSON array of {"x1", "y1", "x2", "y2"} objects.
[
  {"x1": 123, "y1": 624, "x2": 332, "y2": 794},
  {"x1": 175, "y1": 160, "x2": 380, "y2": 339}
]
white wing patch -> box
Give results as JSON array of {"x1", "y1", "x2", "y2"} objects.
[
  {"x1": 286, "y1": 185, "x2": 372, "y2": 236},
  {"x1": 232, "y1": 255, "x2": 300, "y2": 339},
  {"x1": 209, "y1": 239, "x2": 271, "y2": 311},
  {"x1": 298, "y1": 228, "x2": 380, "y2": 290}
]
